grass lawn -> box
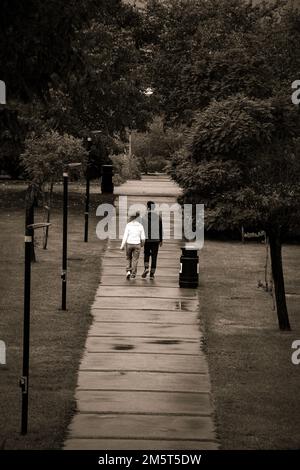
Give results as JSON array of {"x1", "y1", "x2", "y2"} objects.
[
  {"x1": 199, "y1": 240, "x2": 300, "y2": 449},
  {"x1": 0, "y1": 182, "x2": 110, "y2": 449}
]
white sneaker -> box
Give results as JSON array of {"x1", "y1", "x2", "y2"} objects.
[{"x1": 126, "y1": 271, "x2": 131, "y2": 279}]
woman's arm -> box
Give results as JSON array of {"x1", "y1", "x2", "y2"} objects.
[
  {"x1": 120, "y1": 225, "x2": 129, "y2": 250},
  {"x1": 140, "y1": 224, "x2": 146, "y2": 247}
]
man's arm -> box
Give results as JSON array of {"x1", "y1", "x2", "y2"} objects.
[
  {"x1": 141, "y1": 215, "x2": 148, "y2": 240},
  {"x1": 159, "y1": 215, "x2": 163, "y2": 245},
  {"x1": 140, "y1": 224, "x2": 146, "y2": 247}
]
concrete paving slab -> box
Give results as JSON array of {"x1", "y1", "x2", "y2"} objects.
[
  {"x1": 102, "y1": 258, "x2": 180, "y2": 268},
  {"x1": 105, "y1": 250, "x2": 182, "y2": 258},
  {"x1": 90, "y1": 309, "x2": 198, "y2": 324},
  {"x1": 92, "y1": 297, "x2": 198, "y2": 311},
  {"x1": 115, "y1": 189, "x2": 182, "y2": 197},
  {"x1": 64, "y1": 439, "x2": 218, "y2": 450},
  {"x1": 101, "y1": 266, "x2": 180, "y2": 277},
  {"x1": 116, "y1": 180, "x2": 177, "y2": 186},
  {"x1": 88, "y1": 322, "x2": 200, "y2": 339},
  {"x1": 115, "y1": 192, "x2": 180, "y2": 197},
  {"x1": 85, "y1": 336, "x2": 201, "y2": 355},
  {"x1": 98, "y1": 276, "x2": 182, "y2": 287},
  {"x1": 67, "y1": 414, "x2": 215, "y2": 441},
  {"x1": 108, "y1": 237, "x2": 183, "y2": 245},
  {"x1": 115, "y1": 184, "x2": 182, "y2": 196},
  {"x1": 79, "y1": 352, "x2": 208, "y2": 374},
  {"x1": 95, "y1": 286, "x2": 196, "y2": 299},
  {"x1": 77, "y1": 371, "x2": 211, "y2": 393},
  {"x1": 75, "y1": 390, "x2": 212, "y2": 415}
]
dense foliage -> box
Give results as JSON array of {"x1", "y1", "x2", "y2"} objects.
[
  {"x1": 0, "y1": 0, "x2": 153, "y2": 176},
  {"x1": 151, "y1": 0, "x2": 300, "y2": 329}
]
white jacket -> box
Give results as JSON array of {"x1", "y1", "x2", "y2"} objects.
[{"x1": 120, "y1": 220, "x2": 145, "y2": 249}]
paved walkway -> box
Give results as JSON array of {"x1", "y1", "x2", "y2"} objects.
[{"x1": 64, "y1": 175, "x2": 218, "y2": 450}]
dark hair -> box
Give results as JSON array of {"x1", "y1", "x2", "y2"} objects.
[
  {"x1": 147, "y1": 200, "x2": 155, "y2": 210},
  {"x1": 129, "y1": 211, "x2": 140, "y2": 222}
]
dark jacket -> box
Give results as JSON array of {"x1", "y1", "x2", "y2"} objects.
[{"x1": 141, "y1": 210, "x2": 163, "y2": 243}]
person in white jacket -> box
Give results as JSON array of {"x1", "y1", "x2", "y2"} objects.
[{"x1": 120, "y1": 211, "x2": 145, "y2": 279}]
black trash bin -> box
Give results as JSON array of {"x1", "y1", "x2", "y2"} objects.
[
  {"x1": 101, "y1": 164, "x2": 114, "y2": 194},
  {"x1": 179, "y1": 245, "x2": 199, "y2": 288}
]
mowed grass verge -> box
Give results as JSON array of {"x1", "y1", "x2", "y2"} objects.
[
  {"x1": 0, "y1": 183, "x2": 109, "y2": 449},
  {"x1": 199, "y1": 240, "x2": 300, "y2": 449}
]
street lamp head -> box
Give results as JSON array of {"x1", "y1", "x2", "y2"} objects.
[
  {"x1": 26, "y1": 223, "x2": 52, "y2": 230},
  {"x1": 87, "y1": 137, "x2": 92, "y2": 142},
  {"x1": 67, "y1": 162, "x2": 82, "y2": 169},
  {"x1": 144, "y1": 87, "x2": 154, "y2": 97},
  {"x1": 90, "y1": 130, "x2": 102, "y2": 135}
]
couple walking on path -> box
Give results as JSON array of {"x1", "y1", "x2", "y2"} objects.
[{"x1": 120, "y1": 200, "x2": 163, "y2": 280}]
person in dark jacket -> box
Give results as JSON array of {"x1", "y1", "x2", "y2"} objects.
[{"x1": 141, "y1": 201, "x2": 163, "y2": 280}]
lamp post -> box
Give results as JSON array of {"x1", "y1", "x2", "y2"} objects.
[
  {"x1": 20, "y1": 222, "x2": 51, "y2": 435},
  {"x1": 61, "y1": 163, "x2": 82, "y2": 311},
  {"x1": 143, "y1": 87, "x2": 154, "y2": 175},
  {"x1": 84, "y1": 137, "x2": 92, "y2": 243}
]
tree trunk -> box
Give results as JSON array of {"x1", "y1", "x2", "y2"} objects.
[{"x1": 268, "y1": 231, "x2": 291, "y2": 330}]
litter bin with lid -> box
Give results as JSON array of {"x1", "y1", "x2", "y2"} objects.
[
  {"x1": 179, "y1": 245, "x2": 199, "y2": 288},
  {"x1": 101, "y1": 164, "x2": 114, "y2": 194}
]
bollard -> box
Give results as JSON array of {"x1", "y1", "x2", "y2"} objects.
[
  {"x1": 179, "y1": 245, "x2": 199, "y2": 288},
  {"x1": 0, "y1": 340, "x2": 6, "y2": 365},
  {"x1": 101, "y1": 164, "x2": 114, "y2": 194},
  {"x1": 0, "y1": 80, "x2": 6, "y2": 104}
]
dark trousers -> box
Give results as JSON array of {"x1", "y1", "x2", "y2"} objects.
[{"x1": 144, "y1": 241, "x2": 160, "y2": 274}]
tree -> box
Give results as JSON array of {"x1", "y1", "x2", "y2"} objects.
[
  {"x1": 170, "y1": 95, "x2": 300, "y2": 330},
  {"x1": 152, "y1": 0, "x2": 300, "y2": 330},
  {"x1": 0, "y1": 108, "x2": 25, "y2": 178},
  {"x1": 0, "y1": 0, "x2": 98, "y2": 101},
  {"x1": 131, "y1": 116, "x2": 184, "y2": 173},
  {"x1": 21, "y1": 131, "x2": 87, "y2": 248},
  {"x1": 143, "y1": 0, "x2": 300, "y2": 124},
  {"x1": 64, "y1": 5, "x2": 154, "y2": 136},
  {"x1": 111, "y1": 152, "x2": 141, "y2": 185},
  {"x1": 1, "y1": 1, "x2": 154, "y2": 176}
]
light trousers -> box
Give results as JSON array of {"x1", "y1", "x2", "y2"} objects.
[{"x1": 126, "y1": 243, "x2": 141, "y2": 275}]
